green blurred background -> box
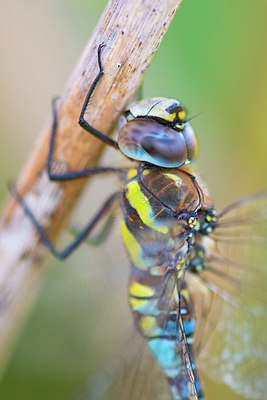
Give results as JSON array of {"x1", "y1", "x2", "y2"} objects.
[{"x1": 0, "y1": 0, "x2": 266, "y2": 399}]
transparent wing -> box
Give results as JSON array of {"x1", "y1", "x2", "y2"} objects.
[
  {"x1": 67, "y1": 218, "x2": 175, "y2": 400},
  {"x1": 191, "y1": 192, "x2": 267, "y2": 399},
  {"x1": 74, "y1": 333, "x2": 172, "y2": 400},
  {"x1": 72, "y1": 279, "x2": 200, "y2": 400},
  {"x1": 70, "y1": 216, "x2": 200, "y2": 400}
]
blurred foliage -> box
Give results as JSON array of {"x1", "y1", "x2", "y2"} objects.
[{"x1": 0, "y1": 0, "x2": 266, "y2": 399}]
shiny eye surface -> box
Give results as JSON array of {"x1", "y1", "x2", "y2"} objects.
[
  {"x1": 118, "y1": 97, "x2": 198, "y2": 168},
  {"x1": 118, "y1": 118, "x2": 197, "y2": 168}
]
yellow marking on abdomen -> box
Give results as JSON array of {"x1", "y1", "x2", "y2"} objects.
[
  {"x1": 129, "y1": 281, "x2": 155, "y2": 297},
  {"x1": 140, "y1": 315, "x2": 157, "y2": 335},
  {"x1": 129, "y1": 297, "x2": 148, "y2": 311}
]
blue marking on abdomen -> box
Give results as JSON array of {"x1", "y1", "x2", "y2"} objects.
[{"x1": 183, "y1": 318, "x2": 196, "y2": 336}]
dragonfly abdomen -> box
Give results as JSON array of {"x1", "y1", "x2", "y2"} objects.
[
  {"x1": 127, "y1": 266, "x2": 205, "y2": 399},
  {"x1": 120, "y1": 165, "x2": 206, "y2": 399}
]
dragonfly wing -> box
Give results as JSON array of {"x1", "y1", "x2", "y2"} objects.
[
  {"x1": 144, "y1": 275, "x2": 202, "y2": 400},
  {"x1": 191, "y1": 192, "x2": 267, "y2": 399},
  {"x1": 169, "y1": 280, "x2": 204, "y2": 400},
  {"x1": 74, "y1": 262, "x2": 203, "y2": 399},
  {"x1": 73, "y1": 326, "x2": 172, "y2": 400}
]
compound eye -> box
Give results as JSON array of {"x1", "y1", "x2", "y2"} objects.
[
  {"x1": 118, "y1": 118, "x2": 188, "y2": 168},
  {"x1": 182, "y1": 122, "x2": 198, "y2": 161},
  {"x1": 140, "y1": 128, "x2": 187, "y2": 167}
]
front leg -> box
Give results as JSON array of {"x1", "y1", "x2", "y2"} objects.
[
  {"x1": 78, "y1": 44, "x2": 119, "y2": 150},
  {"x1": 47, "y1": 44, "x2": 119, "y2": 182}
]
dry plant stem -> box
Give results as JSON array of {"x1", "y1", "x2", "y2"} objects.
[{"x1": 0, "y1": 0, "x2": 182, "y2": 377}]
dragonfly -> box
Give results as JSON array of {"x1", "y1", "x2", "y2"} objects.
[{"x1": 11, "y1": 44, "x2": 267, "y2": 400}]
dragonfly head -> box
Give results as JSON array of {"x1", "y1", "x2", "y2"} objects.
[{"x1": 118, "y1": 98, "x2": 198, "y2": 168}]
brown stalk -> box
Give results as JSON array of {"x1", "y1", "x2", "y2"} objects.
[{"x1": 0, "y1": 0, "x2": 182, "y2": 376}]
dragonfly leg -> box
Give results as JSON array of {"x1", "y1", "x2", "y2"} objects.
[
  {"x1": 48, "y1": 93, "x2": 120, "y2": 181},
  {"x1": 10, "y1": 182, "x2": 118, "y2": 259},
  {"x1": 69, "y1": 212, "x2": 115, "y2": 246},
  {"x1": 78, "y1": 43, "x2": 119, "y2": 150}
]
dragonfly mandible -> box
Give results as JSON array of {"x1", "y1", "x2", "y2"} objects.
[{"x1": 12, "y1": 44, "x2": 267, "y2": 400}]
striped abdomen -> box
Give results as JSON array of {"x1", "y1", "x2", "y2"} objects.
[{"x1": 120, "y1": 165, "x2": 210, "y2": 399}]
